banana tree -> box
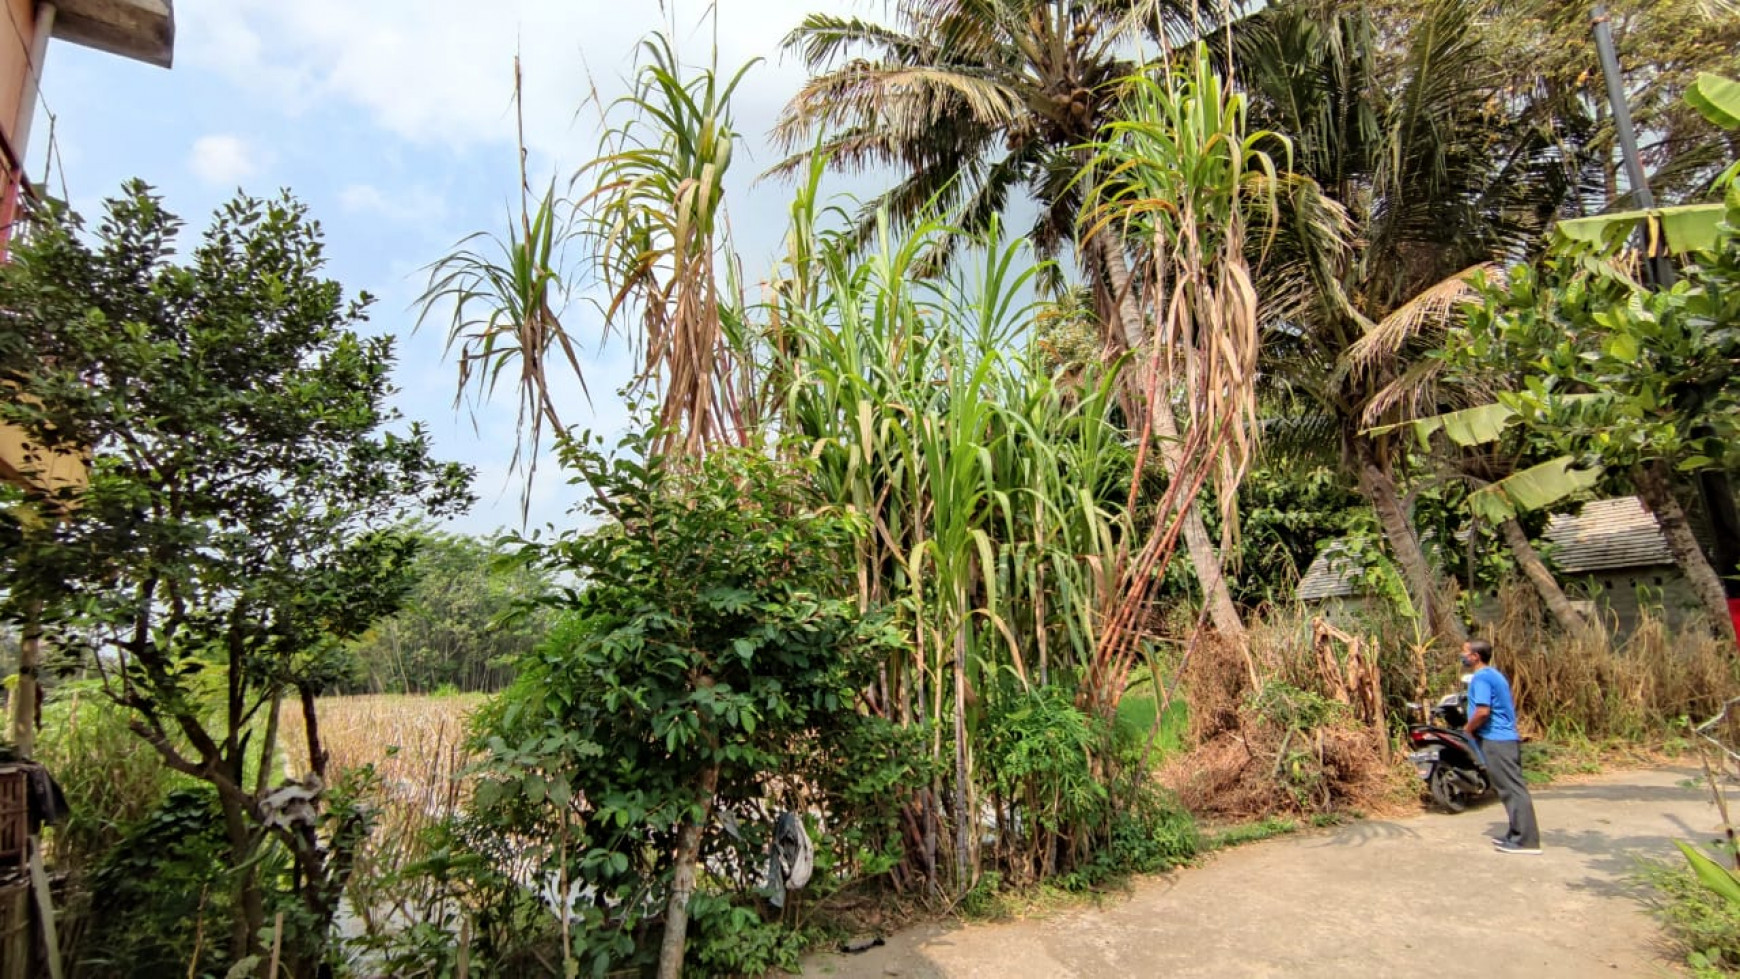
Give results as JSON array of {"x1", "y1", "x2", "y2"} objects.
[{"x1": 1381, "y1": 399, "x2": 1604, "y2": 632}]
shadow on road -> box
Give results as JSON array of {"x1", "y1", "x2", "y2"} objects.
[
  {"x1": 1510, "y1": 824, "x2": 1696, "y2": 899},
  {"x1": 1535, "y1": 781, "x2": 1706, "y2": 806},
  {"x1": 1311, "y1": 820, "x2": 1420, "y2": 847}
]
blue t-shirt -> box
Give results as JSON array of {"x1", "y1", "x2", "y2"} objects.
[{"x1": 1467, "y1": 666, "x2": 1520, "y2": 742}]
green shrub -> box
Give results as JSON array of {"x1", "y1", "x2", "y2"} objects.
[
  {"x1": 1105, "y1": 784, "x2": 1200, "y2": 875},
  {"x1": 983, "y1": 686, "x2": 1108, "y2": 850},
  {"x1": 685, "y1": 892, "x2": 811, "y2": 977},
  {"x1": 1639, "y1": 856, "x2": 1740, "y2": 975},
  {"x1": 79, "y1": 787, "x2": 236, "y2": 978},
  {"x1": 460, "y1": 435, "x2": 921, "y2": 976}
]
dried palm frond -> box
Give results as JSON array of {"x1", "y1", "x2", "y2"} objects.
[{"x1": 1341, "y1": 264, "x2": 1489, "y2": 388}]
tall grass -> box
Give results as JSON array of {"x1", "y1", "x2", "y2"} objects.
[
  {"x1": 1246, "y1": 583, "x2": 1740, "y2": 745},
  {"x1": 33, "y1": 684, "x2": 181, "y2": 872},
  {"x1": 770, "y1": 195, "x2": 1139, "y2": 887}
]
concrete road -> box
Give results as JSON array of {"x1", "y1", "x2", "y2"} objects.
[{"x1": 803, "y1": 767, "x2": 1723, "y2": 978}]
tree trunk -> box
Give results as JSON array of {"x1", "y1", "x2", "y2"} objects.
[
  {"x1": 1093, "y1": 233, "x2": 1246, "y2": 644},
  {"x1": 1636, "y1": 461, "x2": 1736, "y2": 641},
  {"x1": 655, "y1": 764, "x2": 718, "y2": 979},
  {"x1": 9, "y1": 602, "x2": 41, "y2": 757},
  {"x1": 1356, "y1": 440, "x2": 1468, "y2": 644},
  {"x1": 1498, "y1": 517, "x2": 1591, "y2": 634},
  {"x1": 218, "y1": 791, "x2": 267, "y2": 970}
]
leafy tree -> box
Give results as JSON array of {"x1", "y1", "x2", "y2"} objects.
[
  {"x1": 1227, "y1": 458, "x2": 1366, "y2": 607},
  {"x1": 1444, "y1": 179, "x2": 1740, "y2": 636},
  {"x1": 469, "y1": 431, "x2": 916, "y2": 979},
  {"x1": 1228, "y1": 0, "x2": 1599, "y2": 642},
  {"x1": 0, "y1": 184, "x2": 473, "y2": 976},
  {"x1": 343, "y1": 528, "x2": 553, "y2": 694}
]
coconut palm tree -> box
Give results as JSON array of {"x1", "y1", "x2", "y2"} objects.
[
  {"x1": 776, "y1": 0, "x2": 1258, "y2": 643},
  {"x1": 1229, "y1": 0, "x2": 1596, "y2": 642}
]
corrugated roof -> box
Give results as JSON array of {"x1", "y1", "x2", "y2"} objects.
[
  {"x1": 1298, "y1": 544, "x2": 1363, "y2": 601},
  {"x1": 1296, "y1": 496, "x2": 1674, "y2": 602},
  {"x1": 1542, "y1": 496, "x2": 1675, "y2": 574}
]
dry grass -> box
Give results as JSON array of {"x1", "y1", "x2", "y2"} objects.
[
  {"x1": 1162, "y1": 583, "x2": 1740, "y2": 824},
  {"x1": 281, "y1": 694, "x2": 483, "y2": 935},
  {"x1": 1480, "y1": 581, "x2": 1740, "y2": 743},
  {"x1": 1160, "y1": 632, "x2": 1408, "y2": 822},
  {"x1": 280, "y1": 693, "x2": 483, "y2": 785}
]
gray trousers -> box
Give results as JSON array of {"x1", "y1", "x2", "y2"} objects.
[{"x1": 1480, "y1": 738, "x2": 1540, "y2": 848}]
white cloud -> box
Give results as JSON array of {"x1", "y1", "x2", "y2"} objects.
[
  {"x1": 339, "y1": 182, "x2": 449, "y2": 225},
  {"x1": 178, "y1": 0, "x2": 834, "y2": 161},
  {"x1": 338, "y1": 183, "x2": 386, "y2": 212},
  {"x1": 175, "y1": 0, "x2": 878, "y2": 277},
  {"x1": 188, "y1": 134, "x2": 260, "y2": 185}
]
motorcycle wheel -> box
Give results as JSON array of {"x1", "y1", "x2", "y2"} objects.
[{"x1": 1428, "y1": 766, "x2": 1469, "y2": 813}]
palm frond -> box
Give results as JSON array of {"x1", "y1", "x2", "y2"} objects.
[{"x1": 1342, "y1": 264, "x2": 1489, "y2": 380}]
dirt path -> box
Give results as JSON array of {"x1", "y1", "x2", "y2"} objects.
[{"x1": 803, "y1": 767, "x2": 1720, "y2": 977}]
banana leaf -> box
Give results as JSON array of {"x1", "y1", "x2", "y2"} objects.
[{"x1": 1468, "y1": 456, "x2": 1602, "y2": 524}]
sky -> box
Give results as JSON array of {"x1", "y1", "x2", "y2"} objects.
[{"x1": 31, "y1": 0, "x2": 872, "y2": 536}]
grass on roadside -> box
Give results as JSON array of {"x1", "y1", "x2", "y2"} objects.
[
  {"x1": 1204, "y1": 816, "x2": 1300, "y2": 850},
  {"x1": 1636, "y1": 855, "x2": 1740, "y2": 976}
]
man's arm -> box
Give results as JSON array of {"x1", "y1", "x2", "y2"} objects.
[{"x1": 1465, "y1": 704, "x2": 1490, "y2": 739}]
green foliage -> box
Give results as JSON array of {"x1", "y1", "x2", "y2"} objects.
[
  {"x1": 464, "y1": 430, "x2": 917, "y2": 976},
  {"x1": 1641, "y1": 853, "x2": 1740, "y2": 975},
  {"x1": 1449, "y1": 177, "x2": 1740, "y2": 481},
  {"x1": 1207, "y1": 817, "x2": 1300, "y2": 850},
  {"x1": 1247, "y1": 681, "x2": 1349, "y2": 810},
  {"x1": 1249, "y1": 681, "x2": 1345, "y2": 734},
  {"x1": 1227, "y1": 461, "x2": 1366, "y2": 605},
  {"x1": 79, "y1": 787, "x2": 237, "y2": 978},
  {"x1": 33, "y1": 683, "x2": 182, "y2": 872},
  {"x1": 0, "y1": 183, "x2": 474, "y2": 976},
  {"x1": 983, "y1": 686, "x2": 1107, "y2": 839},
  {"x1": 1093, "y1": 782, "x2": 1200, "y2": 881},
  {"x1": 1680, "y1": 840, "x2": 1740, "y2": 905},
  {"x1": 771, "y1": 184, "x2": 1145, "y2": 891},
  {"x1": 343, "y1": 528, "x2": 554, "y2": 694},
  {"x1": 683, "y1": 892, "x2": 811, "y2": 978},
  {"x1": 980, "y1": 683, "x2": 1199, "y2": 892}
]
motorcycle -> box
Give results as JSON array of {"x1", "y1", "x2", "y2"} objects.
[{"x1": 1405, "y1": 684, "x2": 1490, "y2": 812}]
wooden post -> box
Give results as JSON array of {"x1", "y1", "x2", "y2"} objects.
[{"x1": 28, "y1": 839, "x2": 60, "y2": 979}]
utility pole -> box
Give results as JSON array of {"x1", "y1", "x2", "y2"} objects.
[{"x1": 1592, "y1": 5, "x2": 1740, "y2": 644}]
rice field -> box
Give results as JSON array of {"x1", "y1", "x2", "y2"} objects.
[{"x1": 280, "y1": 692, "x2": 483, "y2": 787}]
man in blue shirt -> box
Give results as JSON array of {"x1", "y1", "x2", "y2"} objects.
[{"x1": 1462, "y1": 639, "x2": 1540, "y2": 853}]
